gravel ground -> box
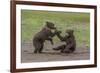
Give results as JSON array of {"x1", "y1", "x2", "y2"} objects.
[{"x1": 21, "y1": 40, "x2": 90, "y2": 63}]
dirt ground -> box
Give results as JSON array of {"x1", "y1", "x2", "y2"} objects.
[{"x1": 21, "y1": 40, "x2": 90, "y2": 63}]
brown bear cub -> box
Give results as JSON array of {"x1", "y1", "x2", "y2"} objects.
[
  {"x1": 33, "y1": 21, "x2": 60, "y2": 53},
  {"x1": 53, "y1": 29, "x2": 76, "y2": 53}
]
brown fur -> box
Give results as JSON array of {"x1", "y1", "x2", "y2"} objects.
[
  {"x1": 53, "y1": 30, "x2": 76, "y2": 53},
  {"x1": 33, "y1": 21, "x2": 58, "y2": 53}
]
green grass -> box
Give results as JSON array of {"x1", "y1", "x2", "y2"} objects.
[{"x1": 21, "y1": 10, "x2": 90, "y2": 47}]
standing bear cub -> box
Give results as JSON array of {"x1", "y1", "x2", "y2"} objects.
[
  {"x1": 53, "y1": 29, "x2": 76, "y2": 53},
  {"x1": 33, "y1": 21, "x2": 59, "y2": 53}
]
